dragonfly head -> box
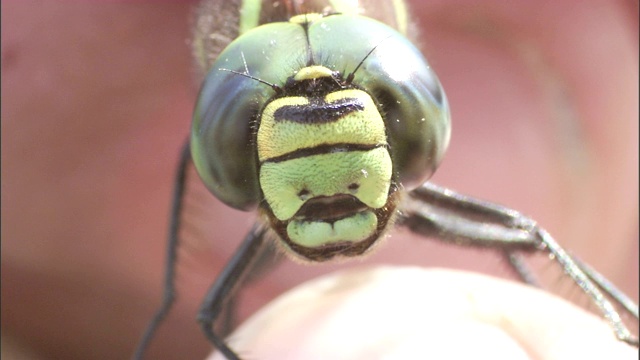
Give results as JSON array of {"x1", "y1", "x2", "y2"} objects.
[
  {"x1": 255, "y1": 66, "x2": 398, "y2": 261},
  {"x1": 190, "y1": 14, "x2": 450, "y2": 261}
]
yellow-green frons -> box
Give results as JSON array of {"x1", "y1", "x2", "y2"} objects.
[
  {"x1": 259, "y1": 147, "x2": 392, "y2": 220},
  {"x1": 257, "y1": 89, "x2": 386, "y2": 161}
]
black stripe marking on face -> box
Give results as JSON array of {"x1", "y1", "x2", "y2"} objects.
[
  {"x1": 261, "y1": 143, "x2": 386, "y2": 164},
  {"x1": 273, "y1": 97, "x2": 364, "y2": 124}
]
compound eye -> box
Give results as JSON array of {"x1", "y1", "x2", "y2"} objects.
[
  {"x1": 373, "y1": 66, "x2": 451, "y2": 190},
  {"x1": 362, "y1": 38, "x2": 451, "y2": 190},
  {"x1": 358, "y1": 36, "x2": 450, "y2": 190},
  {"x1": 308, "y1": 15, "x2": 451, "y2": 190},
  {"x1": 190, "y1": 67, "x2": 261, "y2": 210},
  {"x1": 190, "y1": 21, "x2": 309, "y2": 210}
]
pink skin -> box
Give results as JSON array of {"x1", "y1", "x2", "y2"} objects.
[
  {"x1": 1, "y1": 1, "x2": 637, "y2": 359},
  {"x1": 206, "y1": 267, "x2": 638, "y2": 360}
]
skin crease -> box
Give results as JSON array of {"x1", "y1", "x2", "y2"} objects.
[{"x1": 0, "y1": 1, "x2": 637, "y2": 359}]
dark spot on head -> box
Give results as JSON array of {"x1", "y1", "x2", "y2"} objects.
[{"x1": 298, "y1": 189, "x2": 310, "y2": 199}]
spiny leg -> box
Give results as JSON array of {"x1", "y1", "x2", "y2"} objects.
[
  {"x1": 571, "y1": 254, "x2": 639, "y2": 319},
  {"x1": 401, "y1": 182, "x2": 639, "y2": 347},
  {"x1": 504, "y1": 251, "x2": 539, "y2": 286},
  {"x1": 134, "y1": 140, "x2": 192, "y2": 360},
  {"x1": 197, "y1": 224, "x2": 270, "y2": 360},
  {"x1": 400, "y1": 182, "x2": 544, "y2": 283}
]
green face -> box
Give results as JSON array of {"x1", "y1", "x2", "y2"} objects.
[
  {"x1": 258, "y1": 85, "x2": 394, "y2": 259},
  {"x1": 191, "y1": 12, "x2": 451, "y2": 262}
]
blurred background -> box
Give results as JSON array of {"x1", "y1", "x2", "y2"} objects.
[{"x1": 2, "y1": 1, "x2": 638, "y2": 359}]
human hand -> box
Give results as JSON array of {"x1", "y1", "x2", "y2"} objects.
[{"x1": 207, "y1": 267, "x2": 637, "y2": 360}]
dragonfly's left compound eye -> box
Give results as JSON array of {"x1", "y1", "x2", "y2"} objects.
[{"x1": 328, "y1": 15, "x2": 452, "y2": 190}]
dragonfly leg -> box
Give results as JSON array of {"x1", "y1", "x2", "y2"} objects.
[
  {"x1": 219, "y1": 238, "x2": 283, "y2": 337},
  {"x1": 504, "y1": 251, "x2": 539, "y2": 286},
  {"x1": 571, "y1": 254, "x2": 639, "y2": 319},
  {"x1": 197, "y1": 224, "x2": 269, "y2": 360},
  {"x1": 401, "y1": 182, "x2": 639, "y2": 347},
  {"x1": 134, "y1": 139, "x2": 192, "y2": 360}
]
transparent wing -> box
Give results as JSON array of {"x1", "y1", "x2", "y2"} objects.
[{"x1": 134, "y1": 142, "x2": 284, "y2": 359}]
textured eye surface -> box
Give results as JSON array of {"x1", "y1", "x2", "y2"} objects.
[
  {"x1": 308, "y1": 15, "x2": 451, "y2": 190},
  {"x1": 191, "y1": 22, "x2": 308, "y2": 210}
]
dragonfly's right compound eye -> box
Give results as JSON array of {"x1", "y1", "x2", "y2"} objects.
[
  {"x1": 190, "y1": 65, "x2": 264, "y2": 211},
  {"x1": 190, "y1": 21, "x2": 309, "y2": 211}
]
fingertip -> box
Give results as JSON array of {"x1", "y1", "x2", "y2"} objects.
[{"x1": 207, "y1": 266, "x2": 637, "y2": 359}]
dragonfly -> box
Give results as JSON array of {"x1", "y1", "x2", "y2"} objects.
[{"x1": 135, "y1": 0, "x2": 639, "y2": 359}]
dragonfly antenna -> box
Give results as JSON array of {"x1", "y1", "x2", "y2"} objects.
[
  {"x1": 219, "y1": 52, "x2": 282, "y2": 93},
  {"x1": 346, "y1": 35, "x2": 393, "y2": 84}
]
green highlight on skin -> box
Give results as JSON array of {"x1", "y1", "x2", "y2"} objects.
[
  {"x1": 258, "y1": 89, "x2": 387, "y2": 161},
  {"x1": 260, "y1": 147, "x2": 392, "y2": 221},
  {"x1": 287, "y1": 211, "x2": 378, "y2": 247}
]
